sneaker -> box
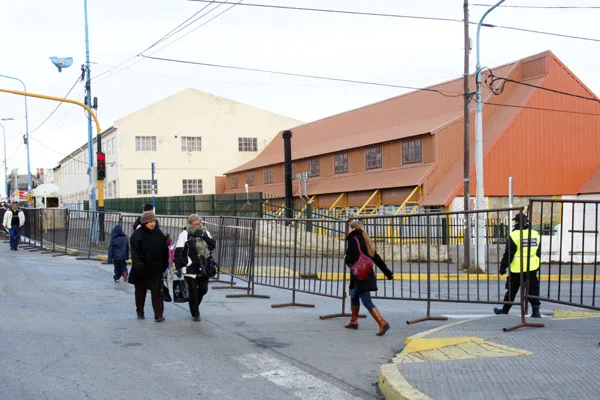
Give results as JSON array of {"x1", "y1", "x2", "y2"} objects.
[
  {"x1": 137, "y1": 313, "x2": 145, "y2": 320},
  {"x1": 114, "y1": 279, "x2": 120, "y2": 283},
  {"x1": 155, "y1": 317, "x2": 165, "y2": 323}
]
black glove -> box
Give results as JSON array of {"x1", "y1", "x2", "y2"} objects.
[
  {"x1": 195, "y1": 230, "x2": 207, "y2": 239},
  {"x1": 385, "y1": 272, "x2": 394, "y2": 280},
  {"x1": 499, "y1": 267, "x2": 507, "y2": 276}
]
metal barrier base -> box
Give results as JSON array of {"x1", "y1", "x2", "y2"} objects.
[
  {"x1": 210, "y1": 278, "x2": 235, "y2": 285},
  {"x1": 227, "y1": 293, "x2": 270, "y2": 299},
  {"x1": 320, "y1": 313, "x2": 367, "y2": 320},
  {"x1": 503, "y1": 320, "x2": 545, "y2": 332},
  {"x1": 272, "y1": 302, "x2": 315, "y2": 308},
  {"x1": 406, "y1": 315, "x2": 449, "y2": 325}
]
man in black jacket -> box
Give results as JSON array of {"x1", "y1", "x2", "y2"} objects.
[{"x1": 494, "y1": 213, "x2": 542, "y2": 318}]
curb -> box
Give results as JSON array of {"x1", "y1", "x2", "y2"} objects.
[{"x1": 378, "y1": 318, "x2": 482, "y2": 400}]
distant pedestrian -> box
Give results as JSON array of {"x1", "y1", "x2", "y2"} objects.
[
  {"x1": 344, "y1": 220, "x2": 394, "y2": 335},
  {"x1": 3, "y1": 201, "x2": 25, "y2": 251},
  {"x1": 108, "y1": 224, "x2": 129, "y2": 283},
  {"x1": 128, "y1": 211, "x2": 169, "y2": 322},
  {"x1": 132, "y1": 203, "x2": 159, "y2": 232},
  {"x1": 174, "y1": 214, "x2": 216, "y2": 322},
  {"x1": 494, "y1": 213, "x2": 542, "y2": 318}
]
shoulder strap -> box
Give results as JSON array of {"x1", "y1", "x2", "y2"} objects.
[{"x1": 353, "y1": 236, "x2": 365, "y2": 256}]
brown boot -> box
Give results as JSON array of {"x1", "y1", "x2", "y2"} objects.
[
  {"x1": 123, "y1": 272, "x2": 128, "y2": 282},
  {"x1": 344, "y1": 305, "x2": 360, "y2": 329},
  {"x1": 369, "y1": 307, "x2": 390, "y2": 336}
]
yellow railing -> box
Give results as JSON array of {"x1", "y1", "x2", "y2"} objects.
[
  {"x1": 355, "y1": 190, "x2": 382, "y2": 217},
  {"x1": 295, "y1": 195, "x2": 317, "y2": 219},
  {"x1": 386, "y1": 185, "x2": 422, "y2": 241}
]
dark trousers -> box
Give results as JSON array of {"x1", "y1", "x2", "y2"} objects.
[
  {"x1": 9, "y1": 226, "x2": 21, "y2": 249},
  {"x1": 185, "y1": 276, "x2": 209, "y2": 318},
  {"x1": 134, "y1": 281, "x2": 164, "y2": 319},
  {"x1": 502, "y1": 270, "x2": 541, "y2": 310},
  {"x1": 113, "y1": 260, "x2": 128, "y2": 280}
]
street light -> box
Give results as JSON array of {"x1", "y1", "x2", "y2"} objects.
[
  {"x1": 0, "y1": 74, "x2": 30, "y2": 196},
  {"x1": 474, "y1": 0, "x2": 506, "y2": 270},
  {"x1": 0, "y1": 117, "x2": 14, "y2": 202}
]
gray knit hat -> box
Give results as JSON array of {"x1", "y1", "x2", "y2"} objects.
[{"x1": 140, "y1": 211, "x2": 156, "y2": 225}]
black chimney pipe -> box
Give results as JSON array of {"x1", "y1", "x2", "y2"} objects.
[{"x1": 282, "y1": 130, "x2": 293, "y2": 219}]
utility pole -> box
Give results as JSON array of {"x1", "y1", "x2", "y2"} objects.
[
  {"x1": 463, "y1": 0, "x2": 472, "y2": 267},
  {"x1": 83, "y1": 0, "x2": 96, "y2": 212}
]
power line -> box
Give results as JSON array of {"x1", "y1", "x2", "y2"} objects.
[
  {"x1": 29, "y1": 76, "x2": 81, "y2": 136},
  {"x1": 473, "y1": 3, "x2": 600, "y2": 9},
  {"x1": 141, "y1": 54, "x2": 465, "y2": 97},
  {"x1": 30, "y1": 136, "x2": 89, "y2": 164},
  {"x1": 188, "y1": 0, "x2": 600, "y2": 42},
  {"x1": 485, "y1": 73, "x2": 600, "y2": 103},
  {"x1": 484, "y1": 101, "x2": 600, "y2": 116}
]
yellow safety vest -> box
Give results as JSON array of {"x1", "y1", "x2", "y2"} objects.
[{"x1": 509, "y1": 229, "x2": 541, "y2": 273}]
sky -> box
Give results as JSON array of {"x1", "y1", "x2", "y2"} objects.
[{"x1": 0, "y1": 0, "x2": 598, "y2": 195}]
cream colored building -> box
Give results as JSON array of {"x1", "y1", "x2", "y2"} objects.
[{"x1": 55, "y1": 88, "x2": 302, "y2": 204}]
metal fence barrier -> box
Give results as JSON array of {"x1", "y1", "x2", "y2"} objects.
[{"x1": 10, "y1": 200, "x2": 600, "y2": 333}]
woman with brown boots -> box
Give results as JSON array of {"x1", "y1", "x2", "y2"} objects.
[{"x1": 344, "y1": 220, "x2": 394, "y2": 336}]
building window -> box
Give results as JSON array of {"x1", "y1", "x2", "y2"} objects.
[
  {"x1": 230, "y1": 174, "x2": 238, "y2": 189},
  {"x1": 307, "y1": 158, "x2": 320, "y2": 177},
  {"x1": 181, "y1": 137, "x2": 202, "y2": 152},
  {"x1": 264, "y1": 167, "x2": 274, "y2": 184},
  {"x1": 246, "y1": 171, "x2": 255, "y2": 186},
  {"x1": 135, "y1": 136, "x2": 156, "y2": 151},
  {"x1": 183, "y1": 179, "x2": 203, "y2": 194},
  {"x1": 402, "y1": 138, "x2": 422, "y2": 164},
  {"x1": 238, "y1": 137, "x2": 258, "y2": 152},
  {"x1": 137, "y1": 179, "x2": 156, "y2": 195},
  {"x1": 366, "y1": 146, "x2": 382, "y2": 169},
  {"x1": 334, "y1": 153, "x2": 348, "y2": 174}
]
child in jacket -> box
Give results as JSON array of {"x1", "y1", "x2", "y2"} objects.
[{"x1": 108, "y1": 224, "x2": 130, "y2": 282}]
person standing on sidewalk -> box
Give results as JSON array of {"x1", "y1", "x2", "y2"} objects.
[
  {"x1": 494, "y1": 213, "x2": 542, "y2": 318},
  {"x1": 108, "y1": 224, "x2": 129, "y2": 283},
  {"x1": 128, "y1": 211, "x2": 169, "y2": 322},
  {"x1": 3, "y1": 201, "x2": 25, "y2": 251},
  {"x1": 174, "y1": 214, "x2": 216, "y2": 322},
  {"x1": 344, "y1": 220, "x2": 394, "y2": 336}
]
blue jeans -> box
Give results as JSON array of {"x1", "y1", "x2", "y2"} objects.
[
  {"x1": 113, "y1": 260, "x2": 128, "y2": 280},
  {"x1": 9, "y1": 226, "x2": 21, "y2": 250},
  {"x1": 350, "y1": 288, "x2": 375, "y2": 310}
]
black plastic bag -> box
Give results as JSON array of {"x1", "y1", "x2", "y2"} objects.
[
  {"x1": 161, "y1": 279, "x2": 172, "y2": 302},
  {"x1": 173, "y1": 279, "x2": 189, "y2": 303}
]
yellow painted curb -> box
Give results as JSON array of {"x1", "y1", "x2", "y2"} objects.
[
  {"x1": 553, "y1": 309, "x2": 600, "y2": 320},
  {"x1": 95, "y1": 255, "x2": 132, "y2": 264},
  {"x1": 317, "y1": 273, "x2": 597, "y2": 281},
  {"x1": 51, "y1": 245, "x2": 80, "y2": 256},
  {"x1": 403, "y1": 337, "x2": 476, "y2": 353},
  {"x1": 379, "y1": 364, "x2": 432, "y2": 400}
]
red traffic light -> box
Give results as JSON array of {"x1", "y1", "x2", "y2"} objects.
[{"x1": 97, "y1": 152, "x2": 106, "y2": 162}]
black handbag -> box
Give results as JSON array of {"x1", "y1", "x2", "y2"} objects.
[
  {"x1": 198, "y1": 256, "x2": 218, "y2": 278},
  {"x1": 161, "y1": 279, "x2": 172, "y2": 302},
  {"x1": 173, "y1": 279, "x2": 189, "y2": 303}
]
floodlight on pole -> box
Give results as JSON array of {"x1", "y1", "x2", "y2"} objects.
[{"x1": 49, "y1": 57, "x2": 74, "y2": 73}]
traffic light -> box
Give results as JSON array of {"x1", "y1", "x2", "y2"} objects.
[{"x1": 97, "y1": 152, "x2": 106, "y2": 180}]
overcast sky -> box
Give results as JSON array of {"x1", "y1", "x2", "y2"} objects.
[{"x1": 0, "y1": 0, "x2": 598, "y2": 193}]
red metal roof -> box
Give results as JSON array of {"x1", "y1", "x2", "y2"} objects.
[{"x1": 579, "y1": 166, "x2": 600, "y2": 194}]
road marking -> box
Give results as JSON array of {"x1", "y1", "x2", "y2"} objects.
[{"x1": 236, "y1": 353, "x2": 362, "y2": 400}]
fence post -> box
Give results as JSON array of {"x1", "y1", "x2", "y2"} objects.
[
  {"x1": 42, "y1": 209, "x2": 57, "y2": 254},
  {"x1": 76, "y1": 211, "x2": 95, "y2": 260},
  {"x1": 212, "y1": 217, "x2": 246, "y2": 291},
  {"x1": 407, "y1": 213, "x2": 448, "y2": 325},
  {"x1": 271, "y1": 218, "x2": 315, "y2": 308}
]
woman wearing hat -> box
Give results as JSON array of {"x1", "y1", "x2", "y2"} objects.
[{"x1": 128, "y1": 211, "x2": 169, "y2": 322}]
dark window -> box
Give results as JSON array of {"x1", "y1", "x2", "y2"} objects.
[
  {"x1": 334, "y1": 153, "x2": 348, "y2": 174},
  {"x1": 246, "y1": 170, "x2": 255, "y2": 186},
  {"x1": 238, "y1": 137, "x2": 258, "y2": 152},
  {"x1": 307, "y1": 158, "x2": 320, "y2": 177},
  {"x1": 230, "y1": 174, "x2": 238, "y2": 189},
  {"x1": 264, "y1": 167, "x2": 274, "y2": 184},
  {"x1": 402, "y1": 138, "x2": 422, "y2": 164},
  {"x1": 366, "y1": 146, "x2": 382, "y2": 169}
]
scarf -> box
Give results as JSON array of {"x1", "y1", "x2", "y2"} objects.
[{"x1": 186, "y1": 223, "x2": 210, "y2": 259}]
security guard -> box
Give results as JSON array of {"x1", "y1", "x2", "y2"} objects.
[{"x1": 494, "y1": 212, "x2": 542, "y2": 318}]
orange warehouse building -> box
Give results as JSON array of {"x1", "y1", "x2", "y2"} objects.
[{"x1": 221, "y1": 51, "x2": 600, "y2": 217}]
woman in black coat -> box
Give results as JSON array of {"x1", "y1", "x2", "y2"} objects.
[
  {"x1": 128, "y1": 211, "x2": 169, "y2": 322},
  {"x1": 344, "y1": 220, "x2": 393, "y2": 336}
]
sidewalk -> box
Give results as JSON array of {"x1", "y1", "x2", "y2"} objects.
[{"x1": 379, "y1": 310, "x2": 600, "y2": 400}]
